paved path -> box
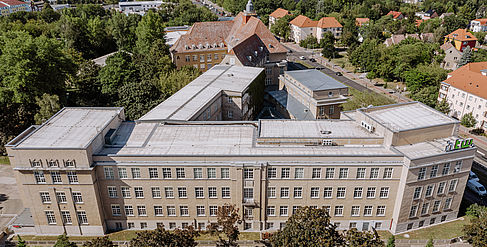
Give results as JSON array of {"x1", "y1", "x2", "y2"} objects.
[{"x1": 0, "y1": 165, "x2": 23, "y2": 247}]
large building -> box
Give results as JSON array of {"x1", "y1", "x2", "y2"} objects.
[
  {"x1": 268, "y1": 8, "x2": 291, "y2": 29},
  {"x1": 438, "y1": 62, "x2": 487, "y2": 130},
  {"x1": 170, "y1": 0, "x2": 288, "y2": 90},
  {"x1": 289, "y1": 15, "x2": 342, "y2": 43},
  {"x1": 7, "y1": 101, "x2": 475, "y2": 236},
  {"x1": 118, "y1": 1, "x2": 164, "y2": 15},
  {"x1": 0, "y1": 0, "x2": 31, "y2": 16}
]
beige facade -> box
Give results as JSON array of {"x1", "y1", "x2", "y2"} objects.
[{"x1": 173, "y1": 49, "x2": 228, "y2": 72}]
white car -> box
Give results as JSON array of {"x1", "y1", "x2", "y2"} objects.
[
  {"x1": 470, "y1": 171, "x2": 480, "y2": 182},
  {"x1": 299, "y1": 56, "x2": 306, "y2": 60},
  {"x1": 467, "y1": 179, "x2": 487, "y2": 197}
]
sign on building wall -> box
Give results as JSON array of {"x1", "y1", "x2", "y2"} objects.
[{"x1": 445, "y1": 138, "x2": 474, "y2": 152}]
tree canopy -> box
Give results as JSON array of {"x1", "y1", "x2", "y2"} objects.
[{"x1": 129, "y1": 226, "x2": 199, "y2": 247}]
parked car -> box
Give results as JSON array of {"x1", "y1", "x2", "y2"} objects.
[
  {"x1": 467, "y1": 179, "x2": 487, "y2": 197},
  {"x1": 335, "y1": 72, "x2": 342, "y2": 76},
  {"x1": 309, "y1": 58, "x2": 316, "y2": 62},
  {"x1": 299, "y1": 56, "x2": 306, "y2": 60},
  {"x1": 470, "y1": 171, "x2": 480, "y2": 182}
]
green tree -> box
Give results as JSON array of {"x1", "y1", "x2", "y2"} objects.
[
  {"x1": 464, "y1": 204, "x2": 487, "y2": 247},
  {"x1": 270, "y1": 15, "x2": 294, "y2": 41},
  {"x1": 299, "y1": 35, "x2": 319, "y2": 49},
  {"x1": 321, "y1": 31, "x2": 337, "y2": 58},
  {"x1": 270, "y1": 206, "x2": 344, "y2": 246},
  {"x1": 207, "y1": 204, "x2": 240, "y2": 247},
  {"x1": 130, "y1": 226, "x2": 199, "y2": 247},
  {"x1": 349, "y1": 39, "x2": 382, "y2": 72},
  {"x1": 68, "y1": 60, "x2": 104, "y2": 106},
  {"x1": 135, "y1": 10, "x2": 166, "y2": 55},
  {"x1": 156, "y1": 66, "x2": 201, "y2": 100},
  {"x1": 34, "y1": 94, "x2": 61, "y2": 124},
  {"x1": 435, "y1": 99, "x2": 451, "y2": 115},
  {"x1": 466, "y1": 204, "x2": 487, "y2": 218},
  {"x1": 410, "y1": 86, "x2": 439, "y2": 107},
  {"x1": 17, "y1": 235, "x2": 27, "y2": 247},
  {"x1": 341, "y1": 19, "x2": 358, "y2": 48},
  {"x1": 38, "y1": 2, "x2": 61, "y2": 23},
  {"x1": 82, "y1": 236, "x2": 114, "y2": 247},
  {"x1": 53, "y1": 233, "x2": 77, "y2": 247},
  {"x1": 458, "y1": 46, "x2": 473, "y2": 68},
  {"x1": 404, "y1": 65, "x2": 447, "y2": 94},
  {"x1": 344, "y1": 228, "x2": 384, "y2": 247},
  {"x1": 425, "y1": 238, "x2": 434, "y2": 247},
  {"x1": 386, "y1": 235, "x2": 395, "y2": 247},
  {"x1": 116, "y1": 79, "x2": 162, "y2": 120},
  {"x1": 108, "y1": 12, "x2": 141, "y2": 51},
  {"x1": 98, "y1": 51, "x2": 137, "y2": 102},
  {"x1": 133, "y1": 39, "x2": 173, "y2": 83},
  {"x1": 461, "y1": 112, "x2": 477, "y2": 128}
]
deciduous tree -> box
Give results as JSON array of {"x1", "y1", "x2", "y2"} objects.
[
  {"x1": 82, "y1": 236, "x2": 114, "y2": 247},
  {"x1": 130, "y1": 226, "x2": 199, "y2": 247},
  {"x1": 461, "y1": 112, "x2": 477, "y2": 128},
  {"x1": 53, "y1": 233, "x2": 77, "y2": 247},
  {"x1": 34, "y1": 94, "x2": 61, "y2": 124},
  {"x1": 321, "y1": 31, "x2": 337, "y2": 58},
  {"x1": 208, "y1": 204, "x2": 241, "y2": 247},
  {"x1": 435, "y1": 99, "x2": 451, "y2": 115}
]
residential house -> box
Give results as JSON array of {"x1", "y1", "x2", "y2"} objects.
[
  {"x1": 355, "y1": 18, "x2": 369, "y2": 27},
  {"x1": 470, "y1": 19, "x2": 487, "y2": 33},
  {"x1": 387, "y1": 11, "x2": 404, "y2": 20},
  {"x1": 444, "y1": 29, "x2": 477, "y2": 52},
  {"x1": 384, "y1": 33, "x2": 434, "y2": 46},
  {"x1": 438, "y1": 62, "x2": 487, "y2": 130},
  {"x1": 403, "y1": 0, "x2": 423, "y2": 4},
  {"x1": 439, "y1": 12, "x2": 454, "y2": 19},
  {"x1": 416, "y1": 10, "x2": 438, "y2": 20},
  {"x1": 290, "y1": 15, "x2": 342, "y2": 43},
  {"x1": 268, "y1": 8, "x2": 291, "y2": 29},
  {"x1": 0, "y1": 0, "x2": 31, "y2": 16},
  {"x1": 440, "y1": 42, "x2": 462, "y2": 71}
]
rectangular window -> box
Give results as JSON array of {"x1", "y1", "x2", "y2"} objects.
[
  {"x1": 356, "y1": 168, "x2": 366, "y2": 179},
  {"x1": 167, "y1": 206, "x2": 176, "y2": 216},
  {"x1": 151, "y1": 187, "x2": 161, "y2": 198},
  {"x1": 366, "y1": 187, "x2": 376, "y2": 198},
  {"x1": 379, "y1": 187, "x2": 389, "y2": 198},
  {"x1": 268, "y1": 187, "x2": 276, "y2": 198},
  {"x1": 244, "y1": 188, "x2": 253, "y2": 199},
  {"x1": 149, "y1": 168, "x2": 159, "y2": 178},
  {"x1": 425, "y1": 185, "x2": 434, "y2": 197},
  {"x1": 132, "y1": 168, "x2": 141, "y2": 178},
  {"x1": 353, "y1": 187, "x2": 363, "y2": 198},
  {"x1": 40, "y1": 192, "x2": 51, "y2": 203},
  {"x1": 67, "y1": 171, "x2": 78, "y2": 184},
  {"x1": 118, "y1": 168, "x2": 128, "y2": 179},
  {"x1": 185, "y1": 55, "x2": 190, "y2": 62},
  {"x1": 134, "y1": 187, "x2": 144, "y2": 198},
  {"x1": 195, "y1": 187, "x2": 204, "y2": 198},
  {"x1": 351, "y1": 206, "x2": 360, "y2": 216},
  {"x1": 339, "y1": 168, "x2": 348, "y2": 179},
  {"x1": 45, "y1": 211, "x2": 56, "y2": 224},
  {"x1": 200, "y1": 55, "x2": 204, "y2": 62},
  {"x1": 104, "y1": 167, "x2": 114, "y2": 179},
  {"x1": 244, "y1": 168, "x2": 254, "y2": 179},
  {"x1": 279, "y1": 206, "x2": 288, "y2": 216},
  {"x1": 125, "y1": 205, "x2": 134, "y2": 216},
  {"x1": 364, "y1": 206, "x2": 373, "y2": 216},
  {"x1": 281, "y1": 168, "x2": 290, "y2": 178},
  {"x1": 207, "y1": 54, "x2": 211, "y2": 61},
  {"x1": 437, "y1": 182, "x2": 446, "y2": 195},
  {"x1": 334, "y1": 206, "x2": 344, "y2": 216},
  {"x1": 325, "y1": 168, "x2": 335, "y2": 179},
  {"x1": 120, "y1": 186, "x2": 131, "y2": 198},
  {"x1": 222, "y1": 187, "x2": 230, "y2": 198},
  {"x1": 108, "y1": 186, "x2": 118, "y2": 198},
  {"x1": 207, "y1": 168, "x2": 216, "y2": 178},
  {"x1": 165, "y1": 187, "x2": 174, "y2": 198},
  {"x1": 34, "y1": 171, "x2": 46, "y2": 184},
  {"x1": 51, "y1": 171, "x2": 62, "y2": 184},
  {"x1": 295, "y1": 168, "x2": 304, "y2": 178},
  {"x1": 312, "y1": 168, "x2": 321, "y2": 178},
  {"x1": 176, "y1": 168, "x2": 186, "y2": 178},
  {"x1": 293, "y1": 187, "x2": 303, "y2": 198},
  {"x1": 221, "y1": 168, "x2": 230, "y2": 179},
  {"x1": 193, "y1": 168, "x2": 203, "y2": 179},
  {"x1": 154, "y1": 206, "x2": 164, "y2": 216},
  {"x1": 267, "y1": 168, "x2": 277, "y2": 178},
  {"x1": 418, "y1": 167, "x2": 426, "y2": 180},
  {"x1": 193, "y1": 55, "x2": 197, "y2": 61},
  {"x1": 310, "y1": 187, "x2": 320, "y2": 198},
  {"x1": 376, "y1": 206, "x2": 386, "y2": 216},
  {"x1": 413, "y1": 187, "x2": 422, "y2": 199},
  {"x1": 337, "y1": 187, "x2": 346, "y2": 198},
  {"x1": 421, "y1": 203, "x2": 429, "y2": 215},
  {"x1": 442, "y1": 163, "x2": 450, "y2": 175},
  {"x1": 409, "y1": 205, "x2": 418, "y2": 218},
  {"x1": 292, "y1": 206, "x2": 301, "y2": 214},
  {"x1": 56, "y1": 192, "x2": 67, "y2": 203},
  {"x1": 77, "y1": 211, "x2": 88, "y2": 224},
  {"x1": 449, "y1": 179, "x2": 458, "y2": 192},
  {"x1": 280, "y1": 187, "x2": 290, "y2": 198},
  {"x1": 178, "y1": 187, "x2": 187, "y2": 198},
  {"x1": 210, "y1": 206, "x2": 218, "y2": 216},
  {"x1": 180, "y1": 206, "x2": 189, "y2": 216},
  {"x1": 137, "y1": 205, "x2": 147, "y2": 216},
  {"x1": 383, "y1": 168, "x2": 393, "y2": 179},
  {"x1": 267, "y1": 206, "x2": 275, "y2": 216},
  {"x1": 196, "y1": 206, "x2": 205, "y2": 216},
  {"x1": 162, "y1": 168, "x2": 171, "y2": 178},
  {"x1": 430, "y1": 165, "x2": 438, "y2": 178},
  {"x1": 112, "y1": 205, "x2": 121, "y2": 216},
  {"x1": 214, "y1": 54, "x2": 219, "y2": 60},
  {"x1": 324, "y1": 187, "x2": 333, "y2": 198},
  {"x1": 370, "y1": 168, "x2": 379, "y2": 179},
  {"x1": 454, "y1": 160, "x2": 462, "y2": 173},
  {"x1": 432, "y1": 200, "x2": 441, "y2": 212},
  {"x1": 208, "y1": 187, "x2": 217, "y2": 198}
]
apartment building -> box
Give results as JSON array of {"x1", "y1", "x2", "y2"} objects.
[
  {"x1": 289, "y1": 15, "x2": 342, "y2": 43},
  {"x1": 0, "y1": 0, "x2": 31, "y2": 16},
  {"x1": 270, "y1": 69, "x2": 348, "y2": 120},
  {"x1": 118, "y1": 1, "x2": 164, "y2": 15},
  {"x1": 470, "y1": 19, "x2": 487, "y2": 33},
  {"x1": 268, "y1": 8, "x2": 291, "y2": 29},
  {"x1": 7, "y1": 101, "x2": 475, "y2": 236},
  {"x1": 438, "y1": 62, "x2": 487, "y2": 130}
]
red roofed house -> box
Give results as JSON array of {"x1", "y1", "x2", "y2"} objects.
[
  {"x1": 470, "y1": 19, "x2": 487, "y2": 32},
  {"x1": 268, "y1": 8, "x2": 291, "y2": 29},
  {"x1": 438, "y1": 62, "x2": 487, "y2": 130},
  {"x1": 290, "y1": 15, "x2": 342, "y2": 43},
  {"x1": 444, "y1": 28, "x2": 477, "y2": 52},
  {"x1": 387, "y1": 11, "x2": 404, "y2": 20},
  {"x1": 0, "y1": 0, "x2": 31, "y2": 16}
]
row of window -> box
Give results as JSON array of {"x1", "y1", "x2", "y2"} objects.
[
  {"x1": 184, "y1": 53, "x2": 223, "y2": 62},
  {"x1": 45, "y1": 211, "x2": 87, "y2": 225},
  {"x1": 266, "y1": 205, "x2": 386, "y2": 217},
  {"x1": 34, "y1": 171, "x2": 78, "y2": 184},
  {"x1": 409, "y1": 198, "x2": 453, "y2": 218},
  {"x1": 417, "y1": 161, "x2": 462, "y2": 181},
  {"x1": 406, "y1": 215, "x2": 449, "y2": 231},
  {"x1": 111, "y1": 205, "x2": 222, "y2": 217},
  {"x1": 105, "y1": 167, "x2": 231, "y2": 180},
  {"x1": 30, "y1": 159, "x2": 76, "y2": 168},
  {"x1": 107, "y1": 186, "x2": 232, "y2": 199},
  {"x1": 267, "y1": 186, "x2": 390, "y2": 199},
  {"x1": 267, "y1": 167, "x2": 394, "y2": 179},
  {"x1": 413, "y1": 179, "x2": 458, "y2": 200},
  {"x1": 126, "y1": 221, "x2": 206, "y2": 230},
  {"x1": 40, "y1": 191, "x2": 83, "y2": 204}
]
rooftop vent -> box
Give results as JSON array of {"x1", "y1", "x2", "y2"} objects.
[
  {"x1": 227, "y1": 73, "x2": 234, "y2": 77},
  {"x1": 104, "y1": 129, "x2": 117, "y2": 145}
]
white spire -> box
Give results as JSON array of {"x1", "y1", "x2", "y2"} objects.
[{"x1": 245, "y1": 0, "x2": 255, "y2": 14}]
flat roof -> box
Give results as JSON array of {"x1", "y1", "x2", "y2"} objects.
[
  {"x1": 361, "y1": 102, "x2": 458, "y2": 132},
  {"x1": 285, "y1": 69, "x2": 347, "y2": 91},
  {"x1": 394, "y1": 137, "x2": 473, "y2": 160},
  {"x1": 139, "y1": 65, "x2": 263, "y2": 121},
  {"x1": 14, "y1": 107, "x2": 122, "y2": 149}
]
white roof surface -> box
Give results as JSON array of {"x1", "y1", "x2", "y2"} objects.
[
  {"x1": 16, "y1": 108, "x2": 122, "y2": 149},
  {"x1": 394, "y1": 137, "x2": 468, "y2": 160},
  {"x1": 139, "y1": 65, "x2": 263, "y2": 121}
]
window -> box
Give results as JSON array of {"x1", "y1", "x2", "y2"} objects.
[
  {"x1": 292, "y1": 206, "x2": 301, "y2": 214},
  {"x1": 429, "y1": 217, "x2": 436, "y2": 225},
  {"x1": 432, "y1": 200, "x2": 441, "y2": 212},
  {"x1": 379, "y1": 187, "x2": 389, "y2": 198},
  {"x1": 244, "y1": 168, "x2": 254, "y2": 179},
  {"x1": 293, "y1": 187, "x2": 303, "y2": 198},
  {"x1": 207, "y1": 54, "x2": 211, "y2": 61},
  {"x1": 409, "y1": 205, "x2": 418, "y2": 218},
  {"x1": 377, "y1": 206, "x2": 386, "y2": 216},
  {"x1": 221, "y1": 168, "x2": 230, "y2": 179},
  {"x1": 118, "y1": 168, "x2": 128, "y2": 179},
  {"x1": 34, "y1": 171, "x2": 46, "y2": 184},
  {"x1": 425, "y1": 185, "x2": 434, "y2": 197},
  {"x1": 67, "y1": 171, "x2": 78, "y2": 184},
  {"x1": 310, "y1": 187, "x2": 320, "y2": 198},
  {"x1": 227, "y1": 111, "x2": 233, "y2": 118},
  {"x1": 454, "y1": 160, "x2": 462, "y2": 173},
  {"x1": 442, "y1": 163, "x2": 450, "y2": 175},
  {"x1": 208, "y1": 187, "x2": 217, "y2": 198},
  {"x1": 112, "y1": 205, "x2": 121, "y2": 216},
  {"x1": 47, "y1": 159, "x2": 59, "y2": 167},
  {"x1": 151, "y1": 187, "x2": 161, "y2": 198},
  {"x1": 375, "y1": 222, "x2": 382, "y2": 229},
  {"x1": 131, "y1": 168, "x2": 141, "y2": 179},
  {"x1": 407, "y1": 223, "x2": 413, "y2": 230},
  {"x1": 280, "y1": 187, "x2": 290, "y2": 198},
  {"x1": 413, "y1": 187, "x2": 422, "y2": 199},
  {"x1": 366, "y1": 187, "x2": 376, "y2": 198},
  {"x1": 334, "y1": 206, "x2": 344, "y2": 216},
  {"x1": 279, "y1": 206, "x2": 288, "y2": 216},
  {"x1": 329, "y1": 105, "x2": 335, "y2": 114},
  {"x1": 268, "y1": 187, "x2": 276, "y2": 198},
  {"x1": 178, "y1": 206, "x2": 188, "y2": 216},
  {"x1": 281, "y1": 168, "x2": 290, "y2": 178},
  {"x1": 207, "y1": 168, "x2": 216, "y2": 178},
  {"x1": 370, "y1": 168, "x2": 379, "y2": 179},
  {"x1": 51, "y1": 171, "x2": 62, "y2": 184},
  {"x1": 418, "y1": 167, "x2": 426, "y2": 180},
  {"x1": 210, "y1": 206, "x2": 218, "y2": 216},
  {"x1": 351, "y1": 206, "x2": 360, "y2": 216},
  {"x1": 56, "y1": 192, "x2": 67, "y2": 203},
  {"x1": 185, "y1": 55, "x2": 190, "y2": 62},
  {"x1": 353, "y1": 187, "x2": 363, "y2": 198},
  {"x1": 195, "y1": 187, "x2": 204, "y2": 198},
  {"x1": 312, "y1": 168, "x2": 321, "y2": 178},
  {"x1": 31, "y1": 159, "x2": 42, "y2": 167},
  {"x1": 324, "y1": 187, "x2": 333, "y2": 198},
  {"x1": 40, "y1": 192, "x2": 51, "y2": 203},
  {"x1": 449, "y1": 179, "x2": 458, "y2": 192},
  {"x1": 421, "y1": 203, "x2": 429, "y2": 215},
  {"x1": 77, "y1": 211, "x2": 88, "y2": 224},
  {"x1": 356, "y1": 168, "x2": 366, "y2": 178},
  {"x1": 165, "y1": 187, "x2": 174, "y2": 198},
  {"x1": 418, "y1": 220, "x2": 424, "y2": 227},
  {"x1": 193, "y1": 55, "x2": 197, "y2": 61},
  {"x1": 193, "y1": 168, "x2": 203, "y2": 179},
  {"x1": 196, "y1": 206, "x2": 205, "y2": 216},
  {"x1": 383, "y1": 168, "x2": 393, "y2": 178},
  {"x1": 45, "y1": 211, "x2": 56, "y2": 224},
  {"x1": 162, "y1": 168, "x2": 171, "y2": 178},
  {"x1": 152, "y1": 206, "x2": 163, "y2": 216},
  {"x1": 364, "y1": 206, "x2": 373, "y2": 216},
  {"x1": 200, "y1": 55, "x2": 204, "y2": 62},
  {"x1": 167, "y1": 206, "x2": 176, "y2": 216},
  {"x1": 178, "y1": 187, "x2": 187, "y2": 198},
  {"x1": 267, "y1": 168, "x2": 277, "y2": 178},
  {"x1": 121, "y1": 187, "x2": 131, "y2": 198},
  {"x1": 176, "y1": 168, "x2": 186, "y2": 178},
  {"x1": 430, "y1": 165, "x2": 438, "y2": 178},
  {"x1": 325, "y1": 168, "x2": 335, "y2": 179},
  {"x1": 222, "y1": 187, "x2": 231, "y2": 198},
  {"x1": 265, "y1": 78, "x2": 272, "y2": 85},
  {"x1": 104, "y1": 167, "x2": 114, "y2": 179},
  {"x1": 267, "y1": 206, "x2": 276, "y2": 216},
  {"x1": 149, "y1": 168, "x2": 159, "y2": 178},
  {"x1": 128, "y1": 222, "x2": 135, "y2": 229},
  {"x1": 137, "y1": 206, "x2": 147, "y2": 216},
  {"x1": 441, "y1": 215, "x2": 447, "y2": 222},
  {"x1": 134, "y1": 187, "x2": 144, "y2": 198},
  {"x1": 295, "y1": 168, "x2": 304, "y2": 178},
  {"x1": 214, "y1": 54, "x2": 219, "y2": 60},
  {"x1": 125, "y1": 205, "x2": 134, "y2": 216},
  {"x1": 437, "y1": 182, "x2": 446, "y2": 195},
  {"x1": 339, "y1": 168, "x2": 348, "y2": 179},
  {"x1": 108, "y1": 186, "x2": 118, "y2": 198},
  {"x1": 60, "y1": 211, "x2": 71, "y2": 224},
  {"x1": 336, "y1": 187, "x2": 346, "y2": 198}
]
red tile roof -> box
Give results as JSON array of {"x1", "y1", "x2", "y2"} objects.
[
  {"x1": 170, "y1": 21, "x2": 233, "y2": 53},
  {"x1": 269, "y1": 8, "x2": 290, "y2": 19},
  {"x1": 355, "y1": 18, "x2": 369, "y2": 27},
  {"x1": 317, "y1": 17, "x2": 342, "y2": 28},
  {"x1": 445, "y1": 28, "x2": 477, "y2": 42},
  {"x1": 473, "y1": 18, "x2": 487, "y2": 26},
  {"x1": 444, "y1": 62, "x2": 487, "y2": 99},
  {"x1": 0, "y1": 2, "x2": 7, "y2": 7},
  {"x1": 290, "y1": 15, "x2": 317, "y2": 28},
  {"x1": 0, "y1": 0, "x2": 27, "y2": 6},
  {"x1": 387, "y1": 11, "x2": 403, "y2": 19}
]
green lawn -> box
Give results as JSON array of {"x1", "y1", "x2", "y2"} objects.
[
  {"x1": 395, "y1": 217, "x2": 470, "y2": 240},
  {"x1": 0, "y1": 156, "x2": 10, "y2": 165},
  {"x1": 330, "y1": 52, "x2": 355, "y2": 72},
  {"x1": 295, "y1": 60, "x2": 313, "y2": 69}
]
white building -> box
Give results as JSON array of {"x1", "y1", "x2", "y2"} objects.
[
  {"x1": 438, "y1": 62, "x2": 487, "y2": 130},
  {"x1": 470, "y1": 19, "x2": 487, "y2": 33},
  {"x1": 118, "y1": 1, "x2": 164, "y2": 14},
  {"x1": 289, "y1": 15, "x2": 342, "y2": 43}
]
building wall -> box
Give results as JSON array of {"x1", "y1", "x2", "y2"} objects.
[
  {"x1": 469, "y1": 21, "x2": 487, "y2": 33},
  {"x1": 442, "y1": 47, "x2": 462, "y2": 71},
  {"x1": 0, "y1": 3, "x2": 31, "y2": 16},
  {"x1": 172, "y1": 50, "x2": 227, "y2": 72},
  {"x1": 316, "y1": 27, "x2": 343, "y2": 40},
  {"x1": 291, "y1": 25, "x2": 315, "y2": 43}
]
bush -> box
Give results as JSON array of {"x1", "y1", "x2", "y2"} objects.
[{"x1": 470, "y1": 128, "x2": 485, "y2": 136}]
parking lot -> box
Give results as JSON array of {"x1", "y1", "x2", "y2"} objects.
[{"x1": 0, "y1": 164, "x2": 23, "y2": 234}]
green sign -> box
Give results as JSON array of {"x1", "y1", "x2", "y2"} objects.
[{"x1": 445, "y1": 138, "x2": 474, "y2": 152}]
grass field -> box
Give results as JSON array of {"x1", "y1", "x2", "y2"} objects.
[
  {"x1": 330, "y1": 52, "x2": 355, "y2": 72},
  {"x1": 0, "y1": 156, "x2": 10, "y2": 165},
  {"x1": 395, "y1": 217, "x2": 470, "y2": 240}
]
